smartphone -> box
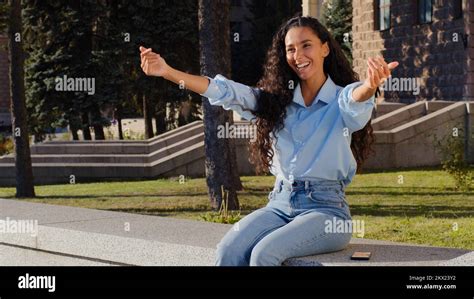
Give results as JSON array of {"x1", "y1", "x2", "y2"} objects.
[{"x1": 351, "y1": 251, "x2": 372, "y2": 260}]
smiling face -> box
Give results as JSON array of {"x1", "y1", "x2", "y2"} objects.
[{"x1": 285, "y1": 26, "x2": 329, "y2": 81}]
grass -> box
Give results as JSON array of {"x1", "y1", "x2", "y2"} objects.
[{"x1": 0, "y1": 167, "x2": 472, "y2": 250}]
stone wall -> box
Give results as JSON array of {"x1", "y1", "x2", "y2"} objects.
[{"x1": 352, "y1": 0, "x2": 470, "y2": 103}]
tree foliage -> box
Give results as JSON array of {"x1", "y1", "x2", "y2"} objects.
[
  {"x1": 22, "y1": 0, "x2": 201, "y2": 141},
  {"x1": 322, "y1": 0, "x2": 353, "y2": 64}
]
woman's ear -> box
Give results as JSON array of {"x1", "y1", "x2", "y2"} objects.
[{"x1": 322, "y1": 42, "x2": 330, "y2": 57}]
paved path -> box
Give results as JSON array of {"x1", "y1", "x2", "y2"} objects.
[{"x1": 0, "y1": 199, "x2": 471, "y2": 266}]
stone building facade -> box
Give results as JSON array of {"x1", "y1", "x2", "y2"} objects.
[{"x1": 304, "y1": 0, "x2": 472, "y2": 103}]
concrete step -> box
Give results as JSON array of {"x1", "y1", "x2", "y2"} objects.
[
  {"x1": 0, "y1": 199, "x2": 471, "y2": 266},
  {"x1": 372, "y1": 100, "x2": 454, "y2": 131},
  {"x1": 0, "y1": 141, "x2": 207, "y2": 185},
  {"x1": 1, "y1": 102, "x2": 472, "y2": 184},
  {"x1": 0, "y1": 132, "x2": 205, "y2": 164},
  {"x1": 373, "y1": 102, "x2": 406, "y2": 118},
  {"x1": 365, "y1": 101, "x2": 474, "y2": 169},
  {"x1": 28, "y1": 121, "x2": 203, "y2": 155}
]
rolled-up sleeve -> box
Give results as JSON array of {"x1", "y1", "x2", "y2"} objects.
[
  {"x1": 201, "y1": 74, "x2": 259, "y2": 121},
  {"x1": 338, "y1": 81, "x2": 375, "y2": 132}
]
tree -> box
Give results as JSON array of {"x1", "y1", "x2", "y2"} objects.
[
  {"x1": 199, "y1": 0, "x2": 242, "y2": 210},
  {"x1": 322, "y1": 0, "x2": 353, "y2": 64},
  {"x1": 22, "y1": 1, "x2": 201, "y2": 142},
  {"x1": 23, "y1": 1, "x2": 82, "y2": 141},
  {"x1": 234, "y1": 0, "x2": 302, "y2": 86},
  {"x1": 8, "y1": 0, "x2": 35, "y2": 197},
  {"x1": 129, "y1": 0, "x2": 201, "y2": 138}
]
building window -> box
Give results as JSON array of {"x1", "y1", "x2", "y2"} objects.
[
  {"x1": 375, "y1": 0, "x2": 391, "y2": 31},
  {"x1": 418, "y1": 0, "x2": 433, "y2": 24},
  {"x1": 453, "y1": 0, "x2": 462, "y2": 19}
]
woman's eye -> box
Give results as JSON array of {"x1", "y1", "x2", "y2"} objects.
[
  {"x1": 304, "y1": 44, "x2": 311, "y2": 48},
  {"x1": 287, "y1": 48, "x2": 295, "y2": 53}
]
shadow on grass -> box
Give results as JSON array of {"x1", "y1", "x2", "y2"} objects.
[
  {"x1": 0, "y1": 193, "x2": 211, "y2": 200},
  {"x1": 104, "y1": 204, "x2": 474, "y2": 219},
  {"x1": 350, "y1": 204, "x2": 474, "y2": 218},
  {"x1": 1, "y1": 191, "x2": 272, "y2": 200},
  {"x1": 108, "y1": 207, "x2": 212, "y2": 213}
]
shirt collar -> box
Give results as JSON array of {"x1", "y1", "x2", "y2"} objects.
[{"x1": 293, "y1": 75, "x2": 338, "y2": 108}]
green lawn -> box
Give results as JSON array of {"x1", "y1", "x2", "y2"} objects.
[{"x1": 0, "y1": 167, "x2": 472, "y2": 250}]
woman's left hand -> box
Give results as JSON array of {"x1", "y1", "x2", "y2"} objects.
[{"x1": 363, "y1": 56, "x2": 399, "y2": 91}]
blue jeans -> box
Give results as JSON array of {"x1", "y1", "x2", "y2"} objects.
[{"x1": 215, "y1": 178, "x2": 352, "y2": 266}]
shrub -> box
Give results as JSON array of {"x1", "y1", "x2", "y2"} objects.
[
  {"x1": 199, "y1": 187, "x2": 242, "y2": 224},
  {"x1": 0, "y1": 133, "x2": 14, "y2": 156},
  {"x1": 432, "y1": 126, "x2": 473, "y2": 191}
]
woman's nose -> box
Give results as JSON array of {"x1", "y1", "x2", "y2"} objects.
[{"x1": 294, "y1": 48, "x2": 303, "y2": 61}]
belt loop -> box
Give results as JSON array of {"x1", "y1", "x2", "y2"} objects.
[
  {"x1": 288, "y1": 174, "x2": 294, "y2": 184},
  {"x1": 279, "y1": 180, "x2": 283, "y2": 192},
  {"x1": 304, "y1": 181, "x2": 309, "y2": 191}
]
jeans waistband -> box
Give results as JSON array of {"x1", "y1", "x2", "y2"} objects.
[{"x1": 274, "y1": 177, "x2": 345, "y2": 192}]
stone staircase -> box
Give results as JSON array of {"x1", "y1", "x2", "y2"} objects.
[
  {"x1": 365, "y1": 101, "x2": 474, "y2": 169},
  {"x1": 0, "y1": 101, "x2": 472, "y2": 186}
]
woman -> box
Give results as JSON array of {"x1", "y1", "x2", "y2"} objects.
[{"x1": 140, "y1": 16, "x2": 398, "y2": 266}]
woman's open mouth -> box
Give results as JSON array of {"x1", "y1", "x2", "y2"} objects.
[{"x1": 296, "y1": 62, "x2": 311, "y2": 71}]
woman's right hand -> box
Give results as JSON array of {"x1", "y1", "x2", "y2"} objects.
[{"x1": 139, "y1": 46, "x2": 169, "y2": 77}]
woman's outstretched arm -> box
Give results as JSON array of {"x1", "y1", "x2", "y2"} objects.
[
  {"x1": 139, "y1": 46, "x2": 209, "y2": 94},
  {"x1": 139, "y1": 46, "x2": 258, "y2": 121}
]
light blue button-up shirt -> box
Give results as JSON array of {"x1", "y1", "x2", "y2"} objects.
[{"x1": 201, "y1": 74, "x2": 375, "y2": 187}]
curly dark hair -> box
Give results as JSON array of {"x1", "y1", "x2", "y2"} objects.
[{"x1": 249, "y1": 15, "x2": 375, "y2": 175}]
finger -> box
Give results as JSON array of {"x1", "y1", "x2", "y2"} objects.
[
  {"x1": 387, "y1": 61, "x2": 399, "y2": 70},
  {"x1": 140, "y1": 49, "x2": 151, "y2": 57},
  {"x1": 367, "y1": 57, "x2": 379, "y2": 71},
  {"x1": 140, "y1": 48, "x2": 152, "y2": 58},
  {"x1": 142, "y1": 52, "x2": 160, "y2": 62},
  {"x1": 369, "y1": 57, "x2": 384, "y2": 79},
  {"x1": 370, "y1": 67, "x2": 379, "y2": 88},
  {"x1": 368, "y1": 58, "x2": 383, "y2": 81},
  {"x1": 367, "y1": 67, "x2": 374, "y2": 88},
  {"x1": 368, "y1": 62, "x2": 380, "y2": 86},
  {"x1": 369, "y1": 67, "x2": 377, "y2": 88},
  {"x1": 145, "y1": 53, "x2": 160, "y2": 60},
  {"x1": 139, "y1": 46, "x2": 147, "y2": 52},
  {"x1": 368, "y1": 57, "x2": 384, "y2": 76},
  {"x1": 376, "y1": 56, "x2": 390, "y2": 77}
]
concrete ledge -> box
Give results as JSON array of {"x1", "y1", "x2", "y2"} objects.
[
  {"x1": 0, "y1": 243, "x2": 116, "y2": 266},
  {"x1": 284, "y1": 238, "x2": 470, "y2": 266},
  {"x1": 372, "y1": 101, "x2": 426, "y2": 131},
  {"x1": 374, "y1": 102, "x2": 407, "y2": 119},
  {"x1": 2, "y1": 102, "x2": 473, "y2": 184},
  {"x1": 0, "y1": 199, "x2": 471, "y2": 266},
  {"x1": 29, "y1": 121, "x2": 203, "y2": 155}
]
